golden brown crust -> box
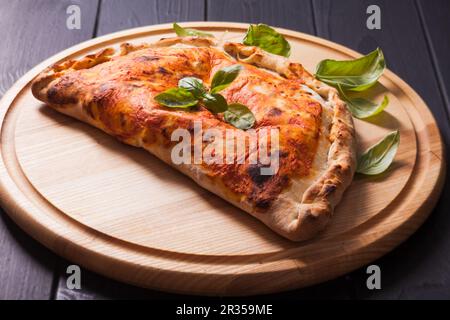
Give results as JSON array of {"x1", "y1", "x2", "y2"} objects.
[{"x1": 31, "y1": 36, "x2": 356, "y2": 241}]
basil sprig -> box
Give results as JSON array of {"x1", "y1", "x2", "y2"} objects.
[
  {"x1": 315, "y1": 49, "x2": 390, "y2": 120},
  {"x1": 154, "y1": 88, "x2": 198, "y2": 108},
  {"x1": 337, "y1": 85, "x2": 389, "y2": 119},
  {"x1": 315, "y1": 48, "x2": 385, "y2": 92},
  {"x1": 178, "y1": 77, "x2": 206, "y2": 97},
  {"x1": 211, "y1": 65, "x2": 243, "y2": 93},
  {"x1": 155, "y1": 65, "x2": 255, "y2": 130},
  {"x1": 224, "y1": 103, "x2": 255, "y2": 130},
  {"x1": 173, "y1": 23, "x2": 214, "y2": 38},
  {"x1": 356, "y1": 130, "x2": 400, "y2": 175},
  {"x1": 201, "y1": 93, "x2": 228, "y2": 113},
  {"x1": 315, "y1": 48, "x2": 399, "y2": 174},
  {"x1": 243, "y1": 24, "x2": 291, "y2": 57}
]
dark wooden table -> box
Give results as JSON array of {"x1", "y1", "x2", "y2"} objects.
[{"x1": 1, "y1": 0, "x2": 449, "y2": 300}]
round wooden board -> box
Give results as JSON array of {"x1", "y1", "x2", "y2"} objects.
[{"x1": 0, "y1": 22, "x2": 445, "y2": 296}]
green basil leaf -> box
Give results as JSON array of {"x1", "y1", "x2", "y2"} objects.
[
  {"x1": 243, "y1": 24, "x2": 291, "y2": 57},
  {"x1": 173, "y1": 23, "x2": 214, "y2": 38},
  {"x1": 357, "y1": 130, "x2": 400, "y2": 175},
  {"x1": 154, "y1": 88, "x2": 198, "y2": 108},
  {"x1": 224, "y1": 103, "x2": 255, "y2": 130},
  {"x1": 315, "y1": 48, "x2": 385, "y2": 92},
  {"x1": 178, "y1": 77, "x2": 206, "y2": 98},
  {"x1": 201, "y1": 93, "x2": 228, "y2": 113},
  {"x1": 210, "y1": 64, "x2": 243, "y2": 93},
  {"x1": 338, "y1": 86, "x2": 389, "y2": 119}
]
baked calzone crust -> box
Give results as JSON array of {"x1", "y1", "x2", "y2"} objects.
[{"x1": 31, "y1": 36, "x2": 356, "y2": 241}]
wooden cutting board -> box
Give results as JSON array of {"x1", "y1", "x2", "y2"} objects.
[{"x1": 0, "y1": 22, "x2": 445, "y2": 296}]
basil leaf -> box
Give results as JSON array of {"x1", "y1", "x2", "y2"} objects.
[
  {"x1": 210, "y1": 64, "x2": 243, "y2": 93},
  {"x1": 338, "y1": 86, "x2": 389, "y2": 119},
  {"x1": 173, "y1": 23, "x2": 214, "y2": 38},
  {"x1": 346, "y1": 95, "x2": 389, "y2": 119},
  {"x1": 201, "y1": 93, "x2": 228, "y2": 113},
  {"x1": 154, "y1": 88, "x2": 198, "y2": 108},
  {"x1": 178, "y1": 77, "x2": 206, "y2": 98},
  {"x1": 315, "y1": 48, "x2": 385, "y2": 92},
  {"x1": 224, "y1": 103, "x2": 255, "y2": 130},
  {"x1": 357, "y1": 130, "x2": 400, "y2": 175},
  {"x1": 243, "y1": 24, "x2": 291, "y2": 57}
]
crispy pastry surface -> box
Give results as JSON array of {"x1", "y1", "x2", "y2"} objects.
[{"x1": 32, "y1": 37, "x2": 356, "y2": 241}]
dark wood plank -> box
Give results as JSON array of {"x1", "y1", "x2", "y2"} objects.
[
  {"x1": 0, "y1": 0, "x2": 99, "y2": 299},
  {"x1": 417, "y1": 0, "x2": 450, "y2": 116},
  {"x1": 313, "y1": 0, "x2": 450, "y2": 299},
  {"x1": 0, "y1": 0, "x2": 99, "y2": 95},
  {"x1": 0, "y1": 213, "x2": 57, "y2": 300},
  {"x1": 96, "y1": 0, "x2": 205, "y2": 36},
  {"x1": 207, "y1": 0, "x2": 316, "y2": 33},
  {"x1": 54, "y1": 0, "x2": 206, "y2": 300}
]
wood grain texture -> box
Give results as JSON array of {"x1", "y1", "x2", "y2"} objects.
[
  {"x1": 207, "y1": 0, "x2": 315, "y2": 34},
  {"x1": 96, "y1": 0, "x2": 205, "y2": 36},
  {"x1": 0, "y1": 0, "x2": 99, "y2": 299},
  {"x1": 0, "y1": 23, "x2": 444, "y2": 296},
  {"x1": 313, "y1": 0, "x2": 450, "y2": 299}
]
